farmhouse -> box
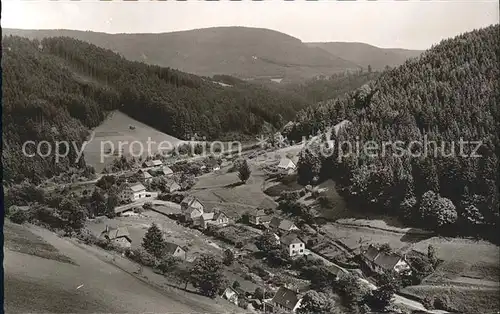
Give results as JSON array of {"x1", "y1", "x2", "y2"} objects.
[
  {"x1": 361, "y1": 245, "x2": 410, "y2": 274},
  {"x1": 181, "y1": 195, "x2": 205, "y2": 212},
  {"x1": 100, "y1": 226, "x2": 132, "y2": 248},
  {"x1": 119, "y1": 183, "x2": 147, "y2": 202},
  {"x1": 277, "y1": 157, "x2": 297, "y2": 171},
  {"x1": 143, "y1": 159, "x2": 163, "y2": 168},
  {"x1": 269, "y1": 217, "x2": 299, "y2": 233},
  {"x1": 280, "y1": 233, "x2": 305, "y2": 257},
  {"x1": 159, "y1": 166, "x2": 174, "y2": 176},
  {"x1": 268, "y1": 286, "x2": 302, "y2": 313},
  {"x1": 164, "y1": 242, "x2": 187, "y2": 260},
  {"x1": 221, "y1": 287, "x2": 240, "y2": 305},
  {"x1": 248, "y1": 209, "x2": 271, "y2": 226},
  {"x1": 138, "y1": 170, "x2": 153, "y2": 183},
  {"x1": 196, "y1": 210, "x2": 231, "y2": 229},
  {"x1": 333, "y1": 119, "x2": 352, "y2": 136},
  {"x1": 164, "y1": 180, "x2": 181, "y2": 193}
]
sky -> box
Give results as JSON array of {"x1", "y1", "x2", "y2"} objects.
[{"x1": 2, "y1": 0, "x2": 498, "y2": 50}]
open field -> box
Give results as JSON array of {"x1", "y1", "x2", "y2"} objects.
[
  {"x1": 402, "y1": 285, "x2": 500, "y2": 314},
  {"x1": 83, "y1": 111, "x2": 185, "y2": 172},
  {"x1": 4, "y1": 221, "x2": 75, "y2": 265},
  {"x1": 4, "y1": 223, "x2": 240, "y2": 313}
]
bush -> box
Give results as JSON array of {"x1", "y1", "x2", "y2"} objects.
[
  {"x1": 9, "y1": 209, "x2": 29, "y2": 224},
  {"x1": 238, "y1": 298, "x2": 249, "y2": 309},
  {"x1": 126, "y1": 247, "x2": 158, "y2": 267}
]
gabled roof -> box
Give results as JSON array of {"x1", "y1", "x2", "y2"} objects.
[
  {"x1": 200, "y1": 212, "x2": 215, "y2": 221},
  {"x1": 363, "y1": 245, "x2": 405, "y2": 270},
  {"x1": 277, "y1": 157, "x2": 296, "y2": 169},
  {"x1": 270, "y1": 217, "x2": 297, "y2": 231},
  {"x1": 128, "y1": 183, "x2": 146, "y2": 192},
  {"x1": 140, "y1": 172, "x2": 153, "y2": 179},
  {"x1": 144, "y1": 159, "x2": 163, "y2": 167},
  {"x1": 161, "y1": 166, "x2": 173, "y2": 175},
  {"x1": 164, "y1": 242, "x2": 184, "y2": 255},
  {"x1": 102, "y1": 226, "x2": 131, "y2": 242},
  {"x1": 181, "y1": 195, "x2": 196, "y2": 205},
  {"x1": 213, "y1": 211, "x2": 228, "y2": 221},
  {"x1": 271, "y1": 286, "x2": 300, "y2": 310},
  {"x1": 165, "y1": 180, "x2": 180, "y2": 189},
  {"x1": 280, "y1": 233, "x2": 303, "y2": 246}
]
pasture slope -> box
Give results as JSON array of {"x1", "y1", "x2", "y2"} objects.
[
  {"x1": 83, "y1": 111, "x2": 185, "y2": 172},
  {"x1": 4, "y1": 221, "x2": 240, "y2": 314}
]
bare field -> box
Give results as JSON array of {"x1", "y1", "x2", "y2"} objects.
[{"x1": 83, "y1": 111, "x2": 184, "y2": 172}]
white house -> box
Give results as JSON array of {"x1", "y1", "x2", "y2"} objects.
[
  {"x1": 119, "y1": 183, "x2": 147, "y2": 202},
  {"x1": 160, "y1": 166, "x2": 174, "y2": 177},
  {"x1": 277, "y1": 157, "x2": 297, "y2": 171},
  {"x1": 221, "y1": 287, "x2": 240, "y2": 305},
  {"x1": 269, "y1": 286, "x2": 303, "y2": 313},
  {"x1": 280, "y1": 233, "x2": 305, "y2": 257},
  {"x1": 164, "y1": 242, "x2": 187, "y2": 260},
  {"x1": 195, "y1": 210, "x2": 231, "y2": 229},
  {"x1": 362, "y1": 245, "x2": 410, "y2": 274}
]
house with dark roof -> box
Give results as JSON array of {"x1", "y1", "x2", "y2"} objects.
[
  {"x1": 220, "y1": 287, "x2": 240, "y2": 305},
  {"x1": 181, "y1": 196, "x2": 205, "y2": 221},
  {"x1": 280, "y1": 233, "x2": 305, "y2": 257},
  {"x1": 100, "y1": 226, "x2": 132, "y2": 248},
  {"x1": 269, "y1": 217, "x2": 299, "y2": 233},
  {"x1": 269, "y1": 286, "x2": 303, "y2": 312},
  {"x1": 361, "y1": 245, "x2": 410, "y2": 274},
  {"x1": 277, "y1": 157, "x2": 297, "y2": 171},
  {"x1": 248, "y1": 209, "x2": 270, "y2": 226},
  {"x1": 164, "y1": 242, "x2": 187, "y2": 260},
  {"x1": 164, "y1": 180, "x2": 181, "y2": 193},
  {"x1": 138, "y1": 170, "x2": 153, "y2": 184}
]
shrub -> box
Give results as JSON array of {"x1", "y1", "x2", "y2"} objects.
[
  {"x1": 9, "y1": 209, "x2": 29, "y2": 224},
  {"x1": 126, "y1": 247, "x2": 157, "y2": 267}
]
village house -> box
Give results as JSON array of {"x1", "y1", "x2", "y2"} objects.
[
  {"x1": 267, "y1": 286, "x2": 303, "y2": 313},
  {"x1": 164, "y1": 180, "x2": 181, "y2": 193},
  {"x1": 248, "y1": 209, "x2": 271, "y2": 226},
  {"x1": 119, "y1": 183, "x2": 147, "y2": 202},
  {"x1": 277, "y1": 157, "x2": 297, "y2": 172},
  {"x1": 181, "y1": 196, "x2": 205, "y2": 221},
  {"x1": 195, "y1": 210, "x2": 231, "y2": 229},
  {"x1": 221, "y1": 287, "x2": 240, "y2": 305},
  {"x1": 164, "y1": 242, "x2": 187, "y2": 260},
  {"x1": 280, "y1": 233, "x2": 306, "y2": 257},
  {"x1": 142, "y1": 159, "x2": 163, "y2": 169},
  {"x1": 159, "y1": 166, "x2": 174, "y2": 177},
  {"x1": 100, "y1": 226, "x2": 132, "y2": 248},
  {"x1": 361, "y1": 245, "x2": 410, "y2": 274},
  {"x1": 138, "y1": 170, "x2": 153, "y2": 184},
  {"x1": 269, "y1": 217, "x2": 299, "y2": 233}
]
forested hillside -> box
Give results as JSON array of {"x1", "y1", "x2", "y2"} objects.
[
  {"x1": 3, "y1": 27, "x2": 360, "y2": 80},
  {"x1": 288, "y1": 25, "x2": 500, "y2": 239},
  {"x1": 2, "y1": 36, "x2": 376, "y2": 185},
  {"x1": 307, "y1": 42, "x2": 422, "y2": 71}
]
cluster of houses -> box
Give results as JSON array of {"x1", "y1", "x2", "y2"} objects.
[
  {"x1": 221, "y1": 285, "x2": 303, "y2": 313},
  {"x1": 180, "y1": 195, "x2": 231, "y2": 229}
]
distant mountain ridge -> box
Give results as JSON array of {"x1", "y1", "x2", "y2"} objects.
[
  {"x1": 3, "y1": 27, "x2": 416, "y2": 80},
  {"x1": 307, "y1": 42, "x2": 422, "y2": 71}
]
